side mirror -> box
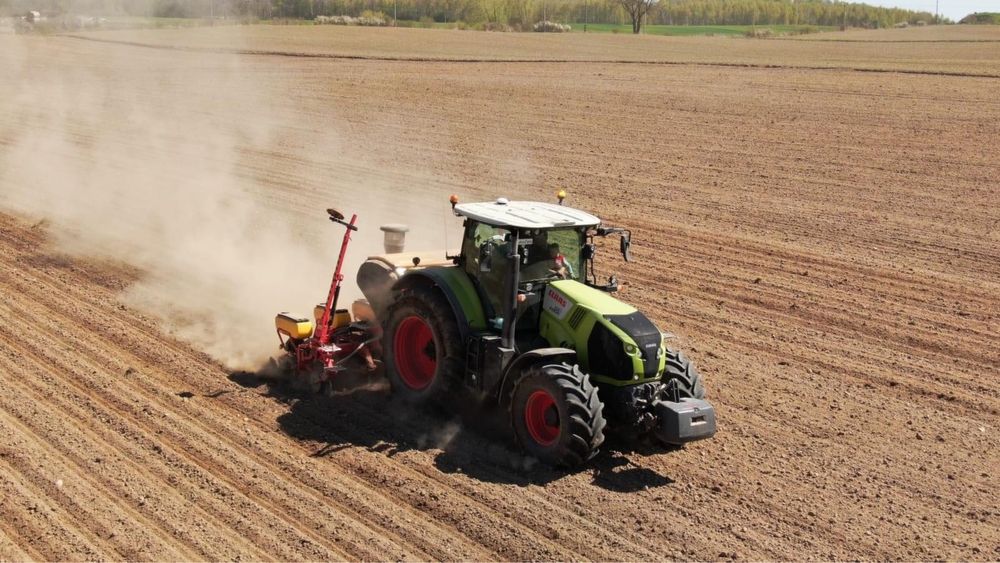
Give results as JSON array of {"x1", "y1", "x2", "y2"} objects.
[
  {"x1": 479, "y1": 243, "x2": 493, "y2": 272},
  {"x1": 582, "y1": 244, "x2": 595, "y2": 261},
  {"x1": 620, "y1": 233, "x2": 632, "y2": 262}
]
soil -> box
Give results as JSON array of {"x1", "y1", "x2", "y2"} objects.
[
  {"x1": 67, "y1": 24, "x2": 1000, "y2": 76},
  {"x1": 0, "y1": 27, "x2": 997, "y2": 561}
]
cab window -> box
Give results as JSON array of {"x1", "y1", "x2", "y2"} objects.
[
  {"x1": 463, "y1": 221, "x2": 511, "y2": 277},
  {"x1": 520, "y1": 227, "x2": 584, "y2": 282},
  {"x1": 463, "y1": 221, "x2": 511, "y2": 320}
]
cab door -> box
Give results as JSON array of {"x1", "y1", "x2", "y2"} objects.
[{"x1": 461, "y1": 220, "x2": 510, "y2": 326}]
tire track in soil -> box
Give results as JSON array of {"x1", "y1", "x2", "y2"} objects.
[
  {"x1": 240, "y1": 390, "x2": 672, "y2": 561},
  {"x1": 0, "y1": 246, "x2": 569, "y2": 561},
  {"x1": 616, "y1": 231, "x2": 998, "y2": 379},
  {"x1": 32, "y1": 266, "x2": 703, "y2": 559},
  {"x1": 0, "y1": 524, "x2": 37, "y2": 562},
  {"x1": 0, "y1": 342, "x2": 300, "y2": 561},
  {"x1": 0, "y1": 247, "x2": 619, "y2": 562},
  {"x1": 3, "y1": 228, "x2": 916, "y2": 560},
  {"x1": 0, "y1": 299, "x2": 441, "y2": 561},
  {"x1": 0, "y1": 405, "x2": 197, "y2": 561},
  {"x1": 0, "y1": 243, "x2": 439, "y2": 561},
  {"x1": 2, "y1": 215, "x2": 727, "y2": 561},
  {"x1": 58, "y1": 34, "x2": 1000, "y2": 79},
  {"x1": 0, "y1": 309, "x2": 335, "y2": 560},
  {"x1": 633, "y1": 264, "x2": 999, "y2": 400},
  {"x1": 0, "y1": 218, "x2": 673, "y2": 561},
  {"x1": 0, "y1": 456, "x2": 103, "y2": 561}
]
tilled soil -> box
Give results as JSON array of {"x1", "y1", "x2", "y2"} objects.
[
  {"x1": 69, "y1": 24, "x2": 1000, "y2": 76},
  {"x1": 0, "y1": 29, "x2": 998, "y2": 561}
]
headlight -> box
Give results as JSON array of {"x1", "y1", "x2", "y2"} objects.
[{"x1": 624, "y1": 343, "x2": 638, "y2": 355}]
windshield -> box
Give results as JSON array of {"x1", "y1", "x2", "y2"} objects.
[{"x1": 520, "y1": 227, "x2": 584, "y2": 283}]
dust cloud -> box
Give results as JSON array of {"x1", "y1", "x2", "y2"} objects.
[
  {"x1": 0, "y1": 33, "x2": 459, "y2": 369},
  {"x1": 416, "y1": 420, "x2": 463, "y2": 451}
]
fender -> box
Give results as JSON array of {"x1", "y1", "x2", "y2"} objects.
[
  {"x1": 496, "y1": 347, "x2": 577, "y2": 404},
  {"x1": 393, "y1": 267, "x2": 487, "y2": 343}
]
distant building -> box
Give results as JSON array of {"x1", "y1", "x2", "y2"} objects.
[{"x1": 25, "y1": 10, "x2": 43, "y2": 23}]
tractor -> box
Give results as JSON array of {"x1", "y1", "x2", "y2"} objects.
[{"x1": 274, "y1": 194, "x2": 716, "y2": 467}]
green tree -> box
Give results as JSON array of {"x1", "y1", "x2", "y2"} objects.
[{"x1": 617, "y1": 0, "x2": 658, "y2": 33}]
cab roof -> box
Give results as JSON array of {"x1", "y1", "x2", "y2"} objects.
[{"x1": 454, "y1": 199, "x2": 600, "y2": 229}]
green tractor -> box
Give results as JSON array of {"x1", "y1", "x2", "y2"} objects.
[{"x1": 357, "y1": 195, "x2": 716, "y2": 466}]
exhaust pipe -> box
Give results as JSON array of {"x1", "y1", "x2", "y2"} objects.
[{"x1": 380, "y1": 224, "x2": 409, "y2": 254}]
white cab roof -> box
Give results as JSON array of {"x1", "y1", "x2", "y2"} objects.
[{"x1": 455, "y1": 199, "x2": 600, "y2": 229}]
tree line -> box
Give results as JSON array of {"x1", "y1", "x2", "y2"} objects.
[
  {"x1": 0, "y1": 0, "x2": 946, "y2": 28},
  {"x1": 959, "y1": 12, "x2": 999, "y2": 24}
]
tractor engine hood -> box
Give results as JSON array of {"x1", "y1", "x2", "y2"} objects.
[{"x1": 541, "y1": 281, "x2": 665, "y2": 385}]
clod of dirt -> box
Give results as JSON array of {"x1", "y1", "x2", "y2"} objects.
[
  {"x1": 124, "y1": 367, "x2": 136, "y2": 376},
  {"x1": 176, "y1": 391, "x2": 195, "y2": 399}
]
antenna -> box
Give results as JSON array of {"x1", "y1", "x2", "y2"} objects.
[{"x1": 443, "y1": 204, "x2": 449, "y2": 258}]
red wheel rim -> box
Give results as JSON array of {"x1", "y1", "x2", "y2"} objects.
[
  {"x1": 394, "y1": 316, "x2": 437, "y2": 390},
  {"x1": 524, "y1": 390, "x2": 560, "y2": 446}
]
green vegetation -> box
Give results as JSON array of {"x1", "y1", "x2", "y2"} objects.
[
  {"x1": 959, "y1": 13, "x2": 1000, "y2": 24},
  {"x1": 0, "y1": 0, "x2": 946, "y2": 30},
  {"x1": 569, "y1": 23, "x2": 833, "y2": 36}
]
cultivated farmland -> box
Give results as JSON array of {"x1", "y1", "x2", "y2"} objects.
[{"x1": 0, "y1": 25, "x2": 997, "y2": 561}]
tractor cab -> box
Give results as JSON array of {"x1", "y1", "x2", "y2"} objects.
[
  {"x1": 456, "y1": 201, "x2": 590, "y2": 326},
  {"x1": 452, "y1": 197, "x2": 632, "y2": 350}
]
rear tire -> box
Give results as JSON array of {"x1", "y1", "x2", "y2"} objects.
[
  {"x1": 383, "y1": 286, "x2": 463, "y2": 404},
  {"x1": 510, "y1": 363, "x2": 606, "y2": 467}
]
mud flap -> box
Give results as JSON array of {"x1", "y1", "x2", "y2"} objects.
[{"x1": 653, "y1": 398, "x2": 717, "y2": 445}]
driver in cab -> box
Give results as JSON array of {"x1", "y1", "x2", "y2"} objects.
[{"x1": 548, "y1": 243, "x2": 574, "y2": 280}]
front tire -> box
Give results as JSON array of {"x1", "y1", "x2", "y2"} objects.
[
  {"x1": 652, "y1": 349, "x2": 707, "y2": 448},
  {"x1": 662, "y1": 349, "x2": 705, "y2": 400},
  {"x1": 510, "y1": 363, "x2": 606, "y2": 467}
]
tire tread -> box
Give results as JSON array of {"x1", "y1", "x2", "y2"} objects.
[{"x1": 510, "y1": 363, "x2": 607, "y2": 467}]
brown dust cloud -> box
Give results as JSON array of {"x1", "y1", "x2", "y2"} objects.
[{"x1": 0, "y1": 33, "x2": 462, "y2": 369}]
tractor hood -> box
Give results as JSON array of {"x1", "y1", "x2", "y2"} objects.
[
  {"x1": 540, "y1": 280, "x2": 665, "y2": 385},
  {"x1": 543, "y1": 280, "x2": 635, "y2": 317}
]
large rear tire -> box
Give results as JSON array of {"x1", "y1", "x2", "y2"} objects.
[
  {"x1": 383, "y1": 286, "x2": 463, "y2": 404},
  {"x1": 510, "y1": 363, "x2": 606, "y2": 467}
]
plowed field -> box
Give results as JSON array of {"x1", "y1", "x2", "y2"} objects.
[{"x1": 1, "y1": 27, "x2": 998, "y2": 561}]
